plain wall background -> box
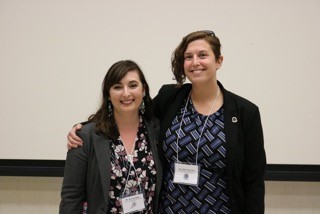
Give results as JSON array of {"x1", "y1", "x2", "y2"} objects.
[{"x1": 1, "y1": 0, "x2": 320, "y2": 164}]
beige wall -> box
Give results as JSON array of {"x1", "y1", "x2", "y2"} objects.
[
  {"x1": 1, "y1": 0, "x2": 320, "y2": 165},
  {"x1": 0, "y1": 177, "x2": 319, "y2": 213}
]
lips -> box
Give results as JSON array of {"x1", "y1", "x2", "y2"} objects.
[
  {"x1": 121, "y1": 99, "x2": 134, "y2": 105},
  {"x1": 191, "y1": 69, "x2": 205, "y2": 75}
]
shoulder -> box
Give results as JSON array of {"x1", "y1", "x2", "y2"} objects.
[
  {"x1": 153, "y1": 84, "x2": 191, "y2": 118},
  {"x1": 157, "y1": 83, "x2": 191, "y2": 96},
  {"x1": 76, "y1": 122, "x2": 99, "y2": 147},
  {"x1": 225, "y1": 90, "x2": 259, "y2": 111},
  {"x1": 220, "y1": 83, "x2": 264, "y2": 149},
  {"x1": 154, "y1": 83, "x2": 191, "y2": 106},
  {"x1": 219, "y1": 82, "x2": 262, "y2": 127},
  {"x1": 220, "y1": 82, "x2": 259, "y2": 112},
  {"x1": 77, "y1": 122, "x2": 96, "y2": 136}
]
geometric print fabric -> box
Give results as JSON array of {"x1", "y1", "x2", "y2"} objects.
[{"x1": 161, "y1": 99, "x2": 231, "y2": 214}]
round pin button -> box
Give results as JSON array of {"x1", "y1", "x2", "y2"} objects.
[{"x1": 232, "y1": 117, "x2": 238, "y2": 123}]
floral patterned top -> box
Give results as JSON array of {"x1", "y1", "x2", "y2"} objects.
[{"x1": 108, "y1": 118, "x2": 157, "y2": 213}]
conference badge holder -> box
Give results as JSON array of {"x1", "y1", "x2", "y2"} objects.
[
  {"x1": 173, "y1": 162, "x2": 200, "y2": 186},
  {"x1": 120, "y1": 190, "x2": 146, "y2": 214}
]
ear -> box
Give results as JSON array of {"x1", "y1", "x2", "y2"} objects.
[
  {"x1": 142, "y1": 85, "x2": 146, "y2": 97},
  {"x1": 217, "y1": 55, "x2": 223, "y2": 69}
]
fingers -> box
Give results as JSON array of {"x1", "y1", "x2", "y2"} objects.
[
  {"x1": 66, "y1": 124, "x2": 83, "y2": 150},
  {"x1": 70, "y1": 124, "x2": 83, "y2": 143},
  {"x1": 66, "y1": 143, "x2": 74, "y2": 150},
  {"x1": 74, "y1": 123, "x2": 83, "y2": 130}
]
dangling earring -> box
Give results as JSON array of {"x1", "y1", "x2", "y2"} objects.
[
  {"x1": 107, "y1": 101, "x2": 113, "y2": 117},
  {"x1": 139, "y1": 98, "x2": 145, "y2": 115}
]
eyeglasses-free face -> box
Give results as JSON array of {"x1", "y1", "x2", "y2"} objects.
[
  {"x1": 183, "y1": 38, "x2": 223, "y2": 85},
  {"x1": 109, "y1": 70, "x2": 145, "y2": 117}
]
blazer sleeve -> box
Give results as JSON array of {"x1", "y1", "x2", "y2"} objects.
[
  {"x1": 243, "y1": 107, "x2": 266, "y2": 213},
  {"x1": 152, "y1": 85, "x2": 168, "y2": 120},
  {"x1": 152, "y1": 84, "x2": 179, "y2": 120},
  {"x1": 59, "y1": 128, "x2": 90, "y2": 214}
]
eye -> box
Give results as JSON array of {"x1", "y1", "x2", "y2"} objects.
[
  {"x1": 199, "y1": 53, "x2": 207, "y2": 59},
  {"x1": 129, "y1": 83, "x2": 138, "y2": 88},
  {"x1": 184, "y1": 55, "x2": 192, "y2": 61},
  {"x1": 112, "y1": 85, "x2": 122, "y2": 90}
]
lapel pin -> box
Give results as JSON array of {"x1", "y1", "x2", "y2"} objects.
[{"x1": 232, "y1": 117, "x2": 238, "y2": 123}]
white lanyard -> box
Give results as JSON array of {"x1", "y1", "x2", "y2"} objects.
[
  {"x1": 175, "y1": 88, "x2": 220, "y2": 165},
  {"x1": 119, "y1": 137, "x2": 146, "y2": 213},
  {"x1": 119, "y1": 136, "x2": 143, "y2": 194}
]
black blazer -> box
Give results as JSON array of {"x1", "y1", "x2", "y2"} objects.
[
  {"x1": 59, "y1": 118, "x2": 162, "y2": 213},
  {"x1": 153, "y1": 81, "x2": 266, "y2": 214}
]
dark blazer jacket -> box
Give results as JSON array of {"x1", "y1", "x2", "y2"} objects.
[
  {"x1": 153, "y1": 81, "x2": 266, "y2": 214},
  {"x1": 59, "y1": 118, "x2": 162, "y2": 214}
]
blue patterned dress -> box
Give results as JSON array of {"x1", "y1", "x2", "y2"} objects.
[{"x1": 161, "y1": 98, "x2": 231, "y2": 214}]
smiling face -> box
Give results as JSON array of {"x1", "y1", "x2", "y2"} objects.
[
  {"x1": 109, "y1": 70, "x2": 144, "y2": 116},
  {"x1": 183, "y1": 39, "x2": 223, "y2": 85}
]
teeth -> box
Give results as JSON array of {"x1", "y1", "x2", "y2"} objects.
[
  {"x1": 192, "y1": 69, "x2": 203, "y2": 74},
  {"x1": 192, "y1": 68, "x2": 204, "y2": 71},
  {"x1": 122, "y1": 100, "x2": 133, "y2": 104}
]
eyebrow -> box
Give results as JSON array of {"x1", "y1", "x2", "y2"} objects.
[
  {"x1": 115, "y1": 80, "x2": 139, "y2": 85},
  {"x1": 184, "y1": 50, "x2": 209, "y2": 55},
  {"x1": 128, "y1": 80, "x2": 139, "y2": 84}
]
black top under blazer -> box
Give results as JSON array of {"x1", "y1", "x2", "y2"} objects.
[
  {"x1": 60, "y1": 118, "x2": 162, "y2": 214},
  {"x1": 153, "y1": 81, "x2": 266, "y2": 214}
]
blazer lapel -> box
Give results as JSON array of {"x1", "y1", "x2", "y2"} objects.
[
  {"x1": 93, "y1": 134, "x2": 111, "y2": 205},
  {"x1": 220, "y1": 83, "x2": 240, "y2": 181}
]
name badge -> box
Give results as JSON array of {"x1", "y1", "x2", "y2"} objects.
[
  {"x1": 121, "y1": 193, "x2": 146, "y2": 214},
  {"x1": 173, "y1": 162, "x2": 199, "y2": 186}
]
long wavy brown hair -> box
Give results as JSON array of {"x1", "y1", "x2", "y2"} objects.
[{"x1": 88, "y1": 60, "x2": 153, "y2": 139}]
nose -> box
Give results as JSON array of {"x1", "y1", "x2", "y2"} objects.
[
  {"x1": 123, "y1": 86, "x2": 130, "y2": 97},
  {"x1": 192, "y1": 56, "x2": 200, "y2": 66}
]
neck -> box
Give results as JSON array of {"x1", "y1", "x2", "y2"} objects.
[
  {"x1": 191, "y1": 81, "x2": 220, "y2": 103},
  {"x1": 190, "y1": 81, "x2": 222, "y2": 115},
  {"x1": 114, "y1": 112, "x2": 140, "y2": 155},
  {"x1": 114, "y1": 112, "x2": 140, "y2": 131}
]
